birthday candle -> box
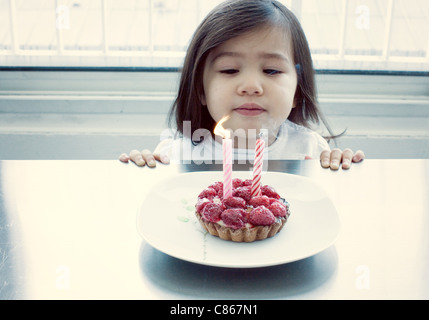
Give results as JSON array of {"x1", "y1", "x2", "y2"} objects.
[
  {"x1": 214, "y1": 116, "x2": 233, "y2": 199},
  {"x1": 222, "y1": 137, "x2": 233, "y2": 198},
  {"x1": 251, "y1": 133, "x2": 265, "y2": 197}
]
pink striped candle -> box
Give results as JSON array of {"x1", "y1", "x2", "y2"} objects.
[
  {"x1": 222, "y1": 137, "x2": 233, "y2": 198},
  {"x1": 214, "y1": 116, "x2": 233, "y2": 199},
  {"x1": 251, "y1": 134, "x2": 265, "y2": 197}
]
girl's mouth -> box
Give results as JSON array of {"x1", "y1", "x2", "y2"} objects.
[{"x1": 234, "y1": 103, "x2": 266, "y2": 116}]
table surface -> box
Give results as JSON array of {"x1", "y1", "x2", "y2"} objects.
[{"x1": 1, "y1": 159, "x2": 428, "y2": 300}]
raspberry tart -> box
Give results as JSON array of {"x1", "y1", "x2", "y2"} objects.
[{"x1": 195, "y1": 178, "x2": 291, "y2": 242}]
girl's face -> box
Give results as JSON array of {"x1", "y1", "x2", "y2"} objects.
[{"x1": 202, "y1": 26, "x2": 298, "y2": 146}]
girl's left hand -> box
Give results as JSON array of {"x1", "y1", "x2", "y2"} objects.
[{"x1": 319, "y1": 148, "x2": 365, "y2": 170}]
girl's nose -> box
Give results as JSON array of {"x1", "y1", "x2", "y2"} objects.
[{"x1": 237, "y1": 75, "x2": 263, "y2": 96}]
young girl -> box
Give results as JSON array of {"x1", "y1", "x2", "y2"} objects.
[{"x1": 120, "y1": 0, "x2": 364, "y2": 170}]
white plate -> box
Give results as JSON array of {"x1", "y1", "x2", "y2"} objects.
[{"x1": 137, "y1": 171, "x2": 340, "y2": 268}]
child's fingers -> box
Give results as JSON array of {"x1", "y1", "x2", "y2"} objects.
[
  {"x1": 153, "y1": 151, "x2": 170, "y2": 164},
  {"x1": 118, "y1": 153, "x2": 130, "y2": 163},
  {"x1": 320, "y1": 149, "x2": 342, "y2": 169},
  {"x1": 120, "y1": 145, "x2": 170, "y2": 168},
  {"x1": 153, "y1": 138, "x2": 173, "y2": 164},
  {"x1": 329, "y1": 148, "x2": 342, "y2": 170},
  {"x1": 341, "y1": 148, "x2": 354, "y2": 169},
  {"x1": 129, "y1": 150, "x2": 146, "y2": 167},
  {"x1": 320, "y1": 148, "x2": 364, "y2": 170},
  {"x1": 352, "y1": 150, "x2": 365, "y2": 163},
  {"x1": 320, "y1": 150, "x2": 331, "y2": 168},
  {"x1": 141, "y1": 149, "x2": 157, "y2": 168}
]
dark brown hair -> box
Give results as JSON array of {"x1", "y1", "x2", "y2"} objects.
[{"x1": 168, "y1": 0, "x2": 337, "y2": 141}]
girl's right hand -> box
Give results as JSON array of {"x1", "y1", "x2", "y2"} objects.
[{"x1": 119, "y1": 139, "x2": 172, "y2": 167}]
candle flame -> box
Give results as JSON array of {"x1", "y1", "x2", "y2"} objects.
[{"x1": 214, "y1": 116, "x2": 231, "y2": 139}]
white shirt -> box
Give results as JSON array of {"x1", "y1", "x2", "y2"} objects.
[{"x1": 159, "y1": 120, "x2": 330, "y2": 164}]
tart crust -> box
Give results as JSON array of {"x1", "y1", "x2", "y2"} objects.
[{"x1": 195, "y1": 211, "x2": 288, "y2": 243}]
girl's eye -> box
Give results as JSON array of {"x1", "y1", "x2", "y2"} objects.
[
  {"x1": 264, "y1": 69, "x2": 282, "y2": 75},
  {"x1": 220, "y1": 69, "x2": 239, "y2": 75}
]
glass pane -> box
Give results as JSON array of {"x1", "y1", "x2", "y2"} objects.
[
  {"x1": 343, "y1": 0, "x2": 388, "y2": 57},
  {"x1": 59, "y1": 0, "x2": 103, "y2": 51},
  {"x1": 153, "y1": 0, "x2": 195, "y2": 52},
  {"x1": 0, "y1": 0, "x2": 427, "y2": 71},
  {"x1": 107, "y1": 0, "x2": 150, "y2": 52},
  {"x1": 15, "y1": 0, "x2": 57, "y2": 51},
  {"x1": 302, "y1": 0, "x2": 343, "y2": 55},
  {"x1": 389, "y1": 0, "x2": 428, "y2": 58},
  {"x1": 0, "y1": 0, "x2": 11, "y2": 50}
]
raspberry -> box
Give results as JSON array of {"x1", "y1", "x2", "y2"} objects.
[
  {"x1": 248, "y1": 195, "x2": 271, "y2": 208},
  {"x1": 269, "y1": 197, "x2": 279, "y2": 205},
  {"x1": 223, "y1": 196, "x2": 246, "y2": 209},
  {"x1": 221, "y1": 209, "x2": 246, "y2": 229},
  {"x1": 249, "y1": 206, "x2": 276, "y2": 226},
  {"x1": 242, "y1": 179, "x2": 252, "y2": 186},
  {"x1": 196, "y1": 198, "x2": 211, "y2": 213},
  {"x1": 232, "y1": 178, "x2": 243, "y2": 188},
  {"x1": 198, "y1": 187, "x2": 217, "y2": 199},
  {"x1": 209, "y1": 181, "x2": 223, "y2": 193},
  {"x1": 202, "y1": 202, "x2": 224, "y2": 222},
  {"x1": 261, "y1": 185, "x2": 280, "y2": 199},
  {"x1": 268, "y1": 201, "x2": 287, "y2": 217},
  {"x1": 233, "y1": 186, "x2": 251, "y2": 203}
]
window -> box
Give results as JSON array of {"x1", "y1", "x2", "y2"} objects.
[
  {"x1": 302, "y1": 0, "x2": 429, "y2": 71},
  {"x1": 1, "y1": 0, "x2": 428, "y2": 71}
]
